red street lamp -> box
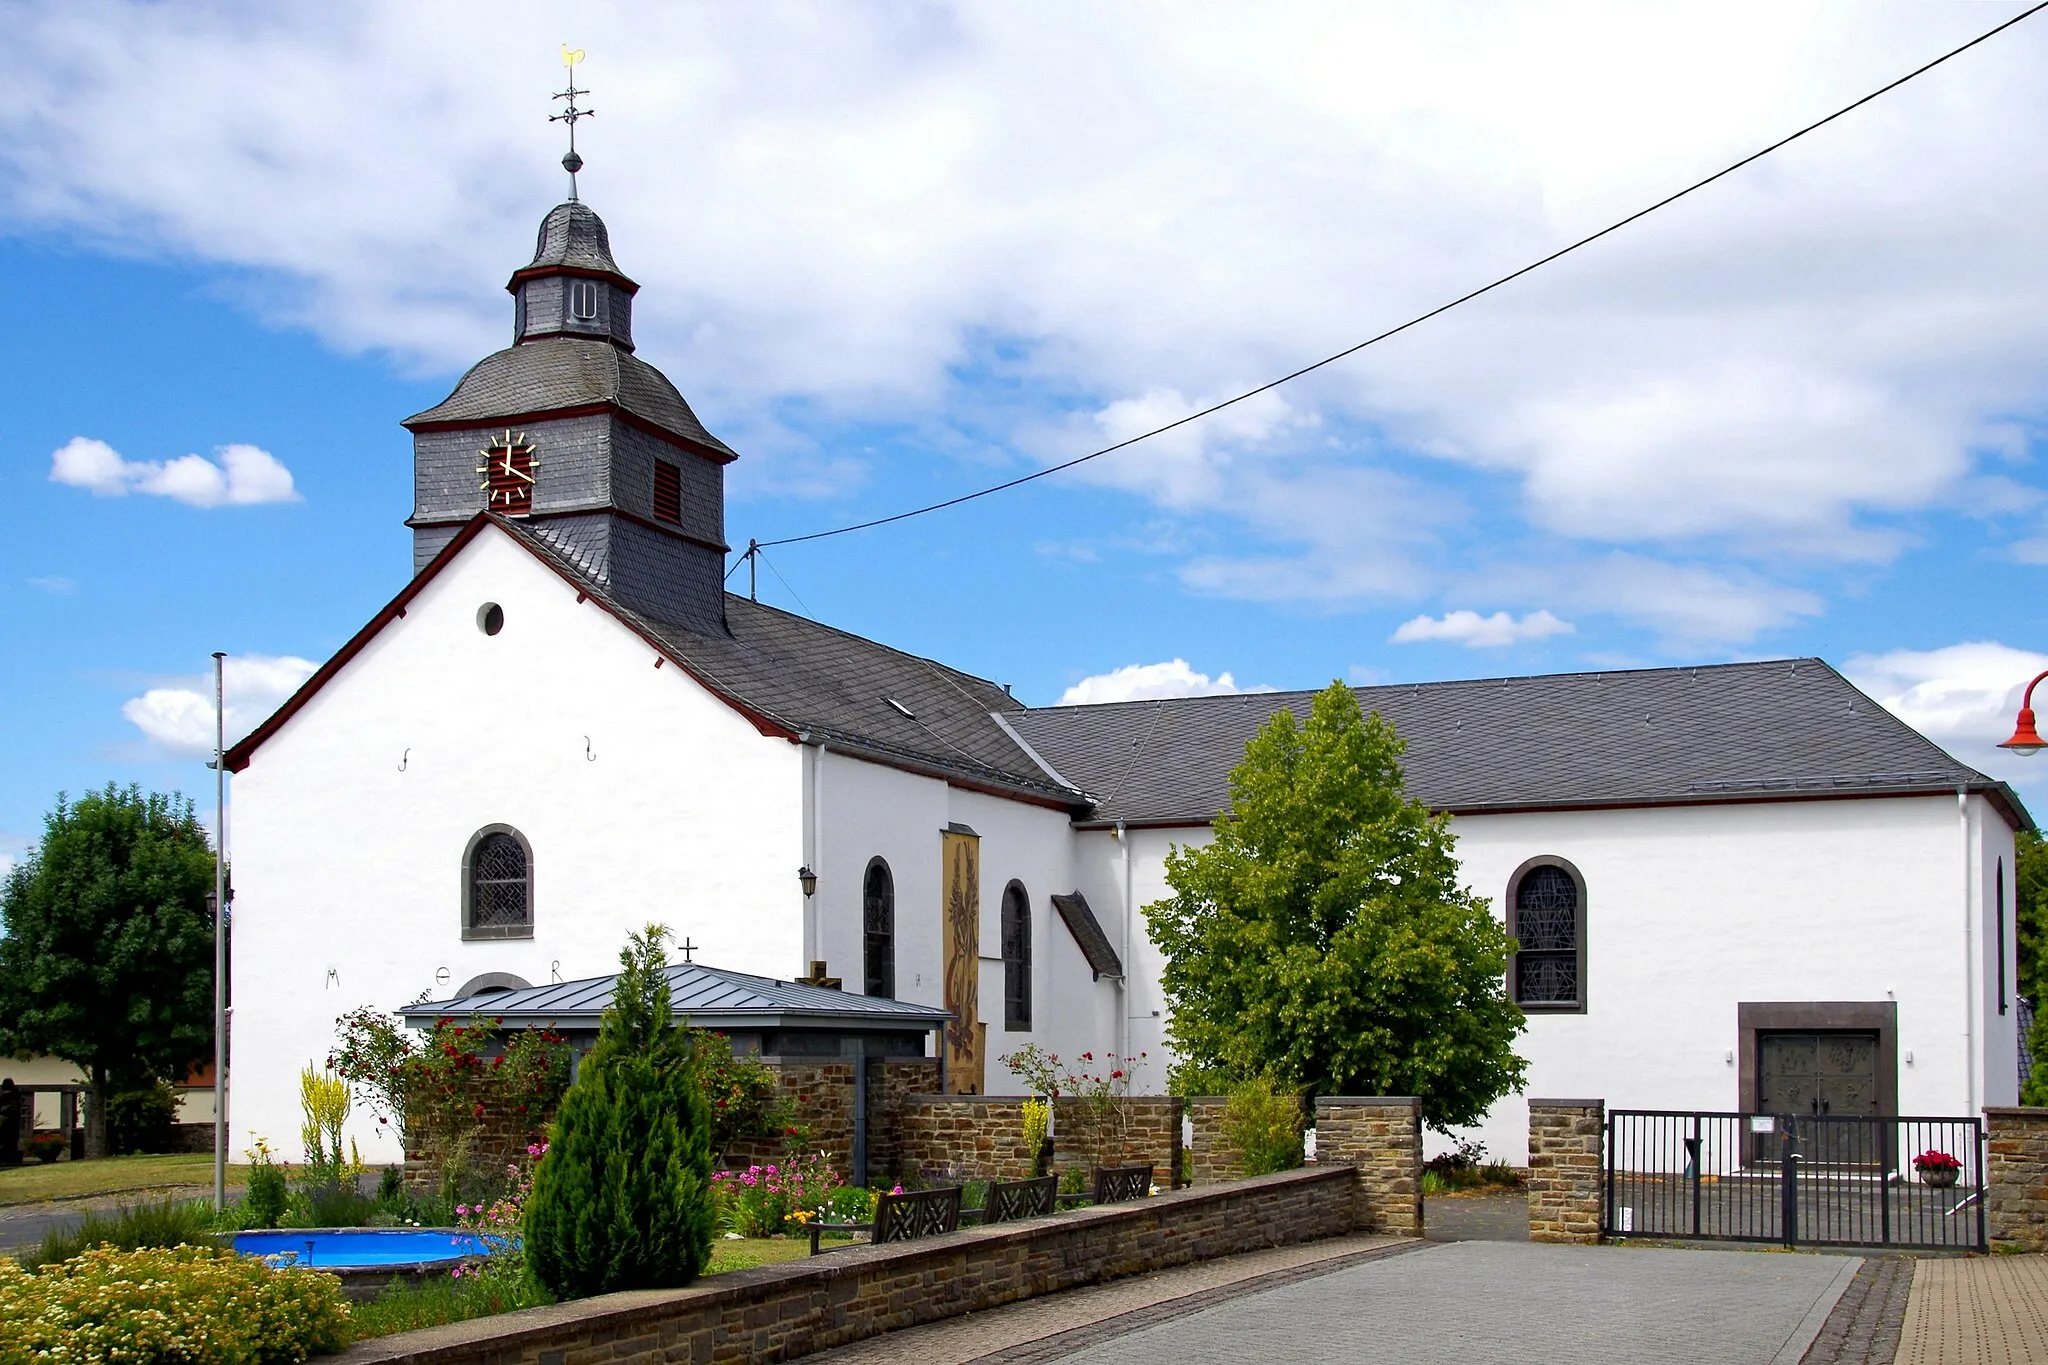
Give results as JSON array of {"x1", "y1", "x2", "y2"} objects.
[{"x1": 2001, "y1": 669, "x2": 2048, "y2": 756}]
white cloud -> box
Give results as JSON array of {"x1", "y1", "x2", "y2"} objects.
[
  {"x1": 1391, "y1": 609, "x2": 1574, "y2": 649},
  {"x1": 8, "y1": 6, "x2": 2048, "y2": 634},
  {"x1": 1058, "y1": 658, "x2": 1271, "y2": 705},
  {"x1": 0, "y1": 834, "x2": 26, "y2": 882},
  {"x1": 1842, "y1": 641, "x2": 2048, "y2": 787},
  {"x1": 27, "y1": 576, "x2": 75, "y2": 595},
  {"x1": 121, "y1": 654, "x2": 320, "y2": 756},
  {"x1": 49, "y1": 437, "x2": 301, "y2": 507}
]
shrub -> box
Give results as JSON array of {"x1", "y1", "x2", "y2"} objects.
[
  {"x1": 19, "y1": 1194, "x2": 220, "y2": 1272},
  {"x1": 0, "y1": 1244, "x2": 350, "y2": 1363},
  {"x1": 695, "y1": 1030, "x2": 795, "y2": 1156},
  {"x1": 525, "y1": 925, "x2": 715, "y2": 1298},
  {"x1": 105, "y1": 1078, "x2": 181, "y2": 1155},
  {"x1": 24, "y1": 1132, "x2": 67, "y2": 1164},
  {"x1": 1219, "y1": 1076, "x2": 1304, "y2": 1176},
  {"x1": 244, "y1": 1136, "x2": 288, "y2": 1229}
]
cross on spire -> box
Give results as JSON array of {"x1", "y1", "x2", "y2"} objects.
[
  {"x1": 550, "y1": 45, "x2": 593, "y2": 200},
  {"x1": 678, "y1": 937, "x2": 697, "y2": 963}
]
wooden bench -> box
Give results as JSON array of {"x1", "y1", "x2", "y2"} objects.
[
  {"x1": 980, "y1": 1174, "x2": 1057, "y2": 1224},
  {"x1": 1092, "y1": 1164, "x2": 1154, "y2": 1205}
]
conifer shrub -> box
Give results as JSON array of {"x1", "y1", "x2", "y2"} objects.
[{"x1": 525, "y1": 924, "x2": 715, "y2": 1299}]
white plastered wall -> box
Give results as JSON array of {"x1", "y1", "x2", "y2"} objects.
[
  {"x1": 230, "y1": 527, "x2": 802, "y2": 1163},
  {"x1": 808, "y1": 751, "x2": 1116, "y2": 1090},
  {"x1": 1106, "y1": 794, "x2": 2018, "y2": 1161}
]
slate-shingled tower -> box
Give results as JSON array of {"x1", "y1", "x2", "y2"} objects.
[{"x1": 403, "y1": 200, "x2": 737, "y2": 633}]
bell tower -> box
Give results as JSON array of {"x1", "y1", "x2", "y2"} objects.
[{"x1": 401, "y1": 65, "x2": 735, "y2": 634}]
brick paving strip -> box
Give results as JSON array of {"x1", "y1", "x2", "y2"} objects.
[
  {"x1": 1895, "y1": 1255, "x2": 2048, "y2": 1365},
  {"x1": 1800, "y1": 1258, "x2": 1915, "y2": 1364},
  {"x1": 794, "y1": 1232, "x2": 1424, "y2": 1365}
]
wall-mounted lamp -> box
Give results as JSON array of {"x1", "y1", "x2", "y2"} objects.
[
  {"x1": 798, "y1": 865, "x2": 817, "y2": 897},
  {"x1": 1724, "y1": 1050, "x2": 1734, "y2": 1066}
]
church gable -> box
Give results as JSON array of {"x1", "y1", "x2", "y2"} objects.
[{"x1": 226, "y1": 515, "x2": 790, "y2": 773}]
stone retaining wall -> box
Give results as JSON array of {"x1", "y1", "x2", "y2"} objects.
[
  {"x1": 1310, "y1": 1097, "x2": 1421, "y2": 1234},
  {"x1": 1985, "y1": 1105, "x2": 2048, "y2": 1253},
  {"x1": 329, "y1": 1165, "x2": 1363, "y2": 1365},
  {"x1": 1183, "y1": 1098, "x2": 1242, "y2": 1185},
  {"x1": 1527, "y1": 1098, "x2": 1604, "y2": 1244},
  {"x1": 889, "y1": 1096, "x2": 1182, "y2": 1185}
]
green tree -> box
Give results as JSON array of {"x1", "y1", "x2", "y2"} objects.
[
  {"x1": 0, "y1": 786, "x2": 216, "y2": 1157},
  {"x1": 1146, "y1": 683, "x2": 1527, "y2": 1131},
  {"x1": 2015, "y1": 830, "x2": 2048, "y2": 1104},
  {"x1": 525, "y1": 924, "x2": 714, "y2": 1298}
]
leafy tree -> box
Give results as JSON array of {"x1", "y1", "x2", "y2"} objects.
[
  {"x1": 2015, "y1": 831, "x2": 2048, "y2": 1104},
  {"x1": 1146, "y1": 683, "x2": 1527, "y2": 1131},
  {"x1": 525, "y1": 924, "x2": 714, "y2": 1298},
  {"x1": 0, "y1": 786, "x2": 215, "y2": 1156}
]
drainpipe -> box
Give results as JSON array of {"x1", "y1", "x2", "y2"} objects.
[
  {"x1": 1117, "y1": 822, "x2": 1132, "y2": 1065},
  {"x1": 800, "y1": 735, "x2": 825, "y2": 969},
  {"x1": 1960, "y1": 788, "x2": 1977, "y2": 1116}
]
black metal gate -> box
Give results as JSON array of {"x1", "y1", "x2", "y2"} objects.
[{"x1": 1604, "y1": 1110, "x2": 1986, "y2": 1251}]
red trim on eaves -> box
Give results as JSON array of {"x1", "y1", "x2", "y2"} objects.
[
  {"x1": 402, "y1": 402, "x2": 738, "y2": 466},
  {"x1": 1071, "y1": 783, "x2": 2031, "y2": 834},
  {"x1": 226, "y1": 514, "x2": 796, "y2": 771},
  {"x1": 224, "y1": 515, "x2": 496, "y2": 771}
]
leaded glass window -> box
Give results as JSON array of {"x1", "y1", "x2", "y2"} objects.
[
  {"x1": 863, "y1": 858, "x2": 895, "y2": 998},
  {"x1": 1512, "y1": 863, "x2": 1580, "y2": 1008},
  {"x1": 1002, "y1": 881, "x2": 1031, "y2": 1031},
  {"x1": 465, "y1": 829, "x2": 531, "y2": 938}
]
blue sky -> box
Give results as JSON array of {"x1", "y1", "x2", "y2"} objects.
[{"x1": 4, "y1": 1, "x2": 2048, "y2": 866}]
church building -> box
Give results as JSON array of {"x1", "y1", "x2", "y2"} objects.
[{"x1": 224, "y1": 194, "x2": 2031, "y2": 1166}]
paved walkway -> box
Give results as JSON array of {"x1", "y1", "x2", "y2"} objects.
[
  {"x1": 801, "y1": 1234, "x2": 1421, "y2": 1365},
  {"x1": 1897, "y1": 1256, "x2": 2048, "y2": 1364},
  {"x1": 804, "y1": 1238, "x2": 1861, "y2": 1365}
]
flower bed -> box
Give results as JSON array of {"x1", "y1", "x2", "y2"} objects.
[{"x1": 0, "y1": 1244, "x2": 351, "y2": 1364}]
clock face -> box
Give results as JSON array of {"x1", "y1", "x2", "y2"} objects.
[{"x1": 476, "y1": 431, "x2": 538, "y2": 516}]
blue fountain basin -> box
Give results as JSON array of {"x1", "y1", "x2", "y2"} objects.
[{"x1": 232, "y1": 1228, "x2": 506, "y2": 1271}]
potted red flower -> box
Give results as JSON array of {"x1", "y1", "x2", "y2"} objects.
[{"x1": 1911, "y1": 1149, "x2": 1961, "y2": 1189}]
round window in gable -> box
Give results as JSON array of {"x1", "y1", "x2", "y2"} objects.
[{"x1": 477, "y1": 603, "x2": 505, "y2": 636}]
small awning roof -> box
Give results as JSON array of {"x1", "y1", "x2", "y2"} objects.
[
  {"x1": 401, "y1": 961, "x2": 952, "y2": 1035},
  {"x1": 1051, "y1": 892, "x2": 1123, "y2": 981}
]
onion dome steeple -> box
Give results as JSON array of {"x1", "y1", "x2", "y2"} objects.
[{"x1": 508, "y1": 200, "x2": 639, "y2": 351}]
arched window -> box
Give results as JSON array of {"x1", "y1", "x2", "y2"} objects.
[
  {"x1": 1001, "y1": 881, "x2": 1032, "y2": 1031},
  {"x1": 464, "y1": 827, "x2": 533, "y2": 940},
  {"x1": 1509, "y1": 858, "x2": 1584, "y2": 1012},
  {"x1": 863, "y1": 858, "x2": 895, "y2": 998}
]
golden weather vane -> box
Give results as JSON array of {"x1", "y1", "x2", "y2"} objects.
[{"x1": 550, "y1": 45, "x2": 592, "y2": 200}]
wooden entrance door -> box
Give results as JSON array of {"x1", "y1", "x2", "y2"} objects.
[{"x1": 1758, "y1": 1031, "x2": 1882, "y2": 1165}]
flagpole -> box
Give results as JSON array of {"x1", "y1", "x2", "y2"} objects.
[{"x1": 212, "y1": 651, "x2": 227, "y2": 1214}]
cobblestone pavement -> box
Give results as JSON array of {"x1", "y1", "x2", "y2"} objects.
[
  {"x1": 801, "y1": 1238, "x2": 1861, "y2": 1365},
  {"x1": 1040, "y1": 1241, "x2": 1860, "y2": 1365},
  {"x1": 797, "y1": 1234, "x2": 1422, "y2": 1365},
  {"x1": 1897, "y1": 1255, "x2": 2048, "y2": 1364},
  {"x1": 1799, "y1": 1258, "x2": 1914, "y2": 1364}
]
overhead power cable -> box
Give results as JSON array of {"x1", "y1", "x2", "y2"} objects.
[{"x1": 752, "y1": 1, "x2": 2047, "y2": 551}]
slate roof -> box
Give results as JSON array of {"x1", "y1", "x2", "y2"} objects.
[
  {"x1": 403, "y1": 337, "x2": 738, "y2": 460},
  {"x1": 521, "y1": 200, "x2": 628, "y2": 280},
  {"x1": 499, "y1": 518, "x2": 1083, "y2": 806},
  {"x1": 1004, "y1": 659, "x2": 2031, "y2": 829},
  {"x1": 401, "y1": 961, "x2": 951, "y2": 1034}
]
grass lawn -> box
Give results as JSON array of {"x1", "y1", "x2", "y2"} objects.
[{"x1": 0, "y1": 1154, "x2": 249, "y2": 1207}]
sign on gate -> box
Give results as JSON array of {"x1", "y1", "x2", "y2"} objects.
[{"x1": 1603, "y1": 1110, "x2": 1986, "y2": 1252}]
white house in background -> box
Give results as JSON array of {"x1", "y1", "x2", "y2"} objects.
[{"x1": 224, "y1": 194, "x2": 2032, "y2": 1166}]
